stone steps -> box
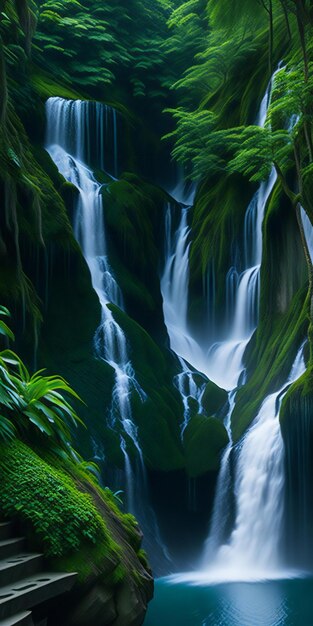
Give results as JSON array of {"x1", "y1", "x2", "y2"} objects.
[
  {"x1": 0, "y1": 571, "x2": 77, "y2": 620},
  {"x1": 0, "y1": 541, "x2": 26, "y2": 563},
  {"x1": 0, "y1": 522, "x2": 77, "y2": 625},
  {"x1": 0, "y1": 554, "x2": 43, "y2": 588},
  {"x1": 0, "y1": 611, "x2": 34, "y2": 626}
]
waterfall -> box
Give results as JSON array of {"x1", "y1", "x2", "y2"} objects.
[
  {"x1": 170, "y1": 343, "x2": 306, "y2": 584},
  {"x1": 162, "y1": 67, "x2": 303, "y2": 581},
  {"x1": 161, "y1": 70, "x2": 281, "y2": 455},
  {"x1": 203, "y1": 391, "x2": 236, "y2": 555},
  {"x1": 46, "y1": 98, "x2": 142, "y2": 459},
  {"x1": 161, "y1": 193, "x2": 207, "y2": 436},
  {"x1": 161, "y1": 202, "x2": 192, "y2": 359},
  {"x1": 162, "y1": 70, "x2": 281, "y2": 393},
  {"x1": 45, "y1": 97, "x2": 170, "y2": 572},
  {"x1": 202, "y1": 343, "x2": 306, "y2": 579}
]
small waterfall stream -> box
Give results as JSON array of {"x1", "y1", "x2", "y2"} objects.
[
  {"x1": 203, "y1": 343, "x2": 306, "y2": 579},
  {"x1": 45, "y1": 97, "x2": 170, "y2": 571},
  {"x1": 301, "y1": 206, "x2": 313, "y2": 263},
  {"x1": 161, "y1": 197, "x2": 206, "y2": 438},
  {"x1": 46, "y1": 98, "x2": 143, "y2": 481}
]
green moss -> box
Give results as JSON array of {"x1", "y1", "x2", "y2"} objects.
[
  {"x1": 188, "y1": 172, "x2": 255, "y2": 330},
  {"x1": 0, "y1": 440, "x2": 151, "y2": 587},
  {"x1": 107, "y1": 304, "x2": 186, "y2": 471},
  {"x1": 231, "y1": 286, "x2": 309, "y2": 442},
  {"x1": 30, "y1": 68, "x2": 87, "y2": 101},
  {"x1": 102, "y1": 174, "x2": 171, "y2": 338},
  {"x1": 184, "y1": 414, "x2": 229, "y2": 477},
  {"x1": 201, "y1": 380, "x2": 228, "y2": 416},
  {"x1": 280, "y1": 364, "x2": 313, "y2": 428},
  {"x1": 0, "y1": 440, "x2": 119, "y2": 560}
]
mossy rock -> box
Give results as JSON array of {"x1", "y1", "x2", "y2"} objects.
[
  {"x1": 0, "y1": 440, "x2": 120, "y2": 567},
  {"x1": 101, "y1": 174, "x2": 172, "y2": 340},
  {"x1": 0, "y1": 440, "x2": 151, "y2": 582},
  {"x1": 201, "y1": 381, "x2": 228, "y2": 416},
  {"x1": 230, "y1": 179, "x2": 310, "y2": 442},
  {"x1": 107, "y1": 303, "x2": 185, "y2": 471},
  {"x1": 30, "y1": 69, "x2": 88, "y2": 102},
  {"x1": 0, "y1": 440, "x2": 153, "y2": 626},
  {"x1": 188, "y1": 172, "x2": 256, "y2": 333},
  {"x1": 184, "y1": 414, "x2": 229, "y2": 477},
  {"x1": 231, "y1": 285, "x2": 309, "y2": 442}
]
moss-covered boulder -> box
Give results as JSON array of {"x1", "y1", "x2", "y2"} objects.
[
  {"x1": 108, "y1": 303, "x2": 185, "y2": 472},
  {"x1": 0, "y1": 440, "x2": 153, "y2": 626},
  {"x1": 201, "y1": 381, "x2": 228, "y2": 416},
  {"x1": 101, "y1": 173, "x2": 172, "y2": 341},
  {"x1": 184, "y1": 414, "x2": 229, "y2": 477}
]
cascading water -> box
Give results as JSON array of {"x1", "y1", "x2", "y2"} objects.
[
  {"x1": 175, "y1": 356, "x2": 206, "y2": 438},
  {"x1": 202, "y1": 343, "x2": 306, "y2": 579},
  {"x1": 162, "y1": 67, "x2": 305, "y2": 582},
  {"x1": 46, "y1": 98, "x2": 142, "y2": 476},
  {"x1": 161, "y1": 202, "x2": 192, "y2": 359},
  {"x1": 162, "y1": 70, "x2": 281, "y2": 393},
  {"x1": 161, "y1": 194, "x2": 207, "y2": 436},
  {"x1": 203, "y1": 391, "x2": 236, "y2": 556},
  {"x1": 171, "y1": 342, "x2": 307, "y2": 584},
  {"x1": 45, "y1": 97, "x2": 170, "y2": 572}
]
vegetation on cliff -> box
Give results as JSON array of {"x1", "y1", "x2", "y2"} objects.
[{"x1": 2, "y1": 0, "x2": 313, "y2": 587}]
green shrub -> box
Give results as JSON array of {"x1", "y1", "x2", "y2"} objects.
[{"x1": 0, "y1": 440, "x2": 119, "y2": 558}]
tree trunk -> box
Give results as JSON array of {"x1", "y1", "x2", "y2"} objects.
[
  {"x1": 279, "y1": 0, "x2": 292, "y2": 41},
  {"x1": 295, "y1": 0, "x2": 309, "y2": 81}
]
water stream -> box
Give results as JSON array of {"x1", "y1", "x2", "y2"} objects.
[
  {"x1": 161, "y1": 66, "x2": 306, "y2": 583},
  {"x1": 162, "y1": 70, "x2": 280, "y2": 397},
  {"x1": 45, "y1": 97, "x2": 170, "y2": 571}
]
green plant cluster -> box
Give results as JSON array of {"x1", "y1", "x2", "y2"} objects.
[
  {"x1": 0, "y1": 439, "x2": 117, "y2": 558},
  {"x1": 32, "y1": 0, "x2": 182, "y2": 99},
  {"x1": 165, "y1": 0, "x2": 313, "y2": 228},
  {"x1": 0, "y1": 306, "x2": 86, "y2": 460}
]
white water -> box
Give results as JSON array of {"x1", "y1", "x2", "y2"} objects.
[
  {"x1": 161, "y1": 191, "x2": 208, "y2": 436},
  {"x1": 46, "y1": 99, "x2": 143, "y2": 471},
  {"x1": 203, "y1": 391, "x2": 236, "y2": 556},
  {"x1": 46, "y1": 97, "x2": 171, "y2": 570},
  {"x1": 162, "y1": 71, "x2": 281, "y2": 392},
  {"x1": 170, "y1": 343, "x2": 306, "y2": 584},
  {"x1": 175, "y1": 356, "x2": 206, "y2": 438},
  {"x1": 209, "y1": 344, "x2": 305, "y2": 572},
  {"x1": 161, "y1": 67, "x2": 307, "y2": 582},
  {"x1": 161, "y1": 203, "x2": 192, "y2": 359}
]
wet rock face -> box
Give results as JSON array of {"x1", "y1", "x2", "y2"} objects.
[
  {"x1": 66, "y1": 579, "x2": 153, "y2": 626},
  {"x1": 67, "y1": 586, "x2": 117, "y2": 626},
  {"x1": 67, "y1": 575, "x2": 153, "y2": 626}
]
